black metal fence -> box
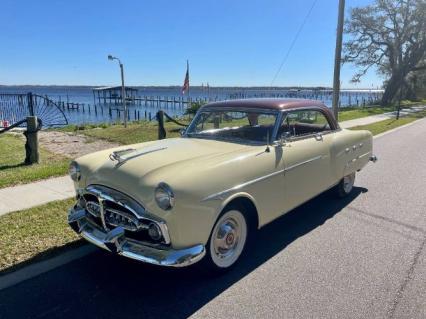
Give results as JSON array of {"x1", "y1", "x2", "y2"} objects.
[{"x1": 0, "y1": 93, "x2": 68, "y2": 128}]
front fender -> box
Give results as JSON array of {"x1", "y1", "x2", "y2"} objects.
[
  {"x1": 214, "y1": 191, "x2": 260, "y2": 228},
  {"x1": 163, "y1": 191, "x2": 259, "y2": 250}
]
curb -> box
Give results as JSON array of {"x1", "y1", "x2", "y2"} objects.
[{"x1": 0, "y1": 245, "x2": 96, "y2": 291}]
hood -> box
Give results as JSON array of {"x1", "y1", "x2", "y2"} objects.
[{"x1": 78, "y1": 138, "x2": 262, "y2": 207}]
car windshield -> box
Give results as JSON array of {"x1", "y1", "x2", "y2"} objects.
[{"x1": 185, "y1": 108, "x2": 278, "y2": 144}]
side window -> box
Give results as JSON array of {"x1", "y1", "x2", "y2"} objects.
[{"x1": 278, "y1": 109, "x2": 331, "y2": 139}]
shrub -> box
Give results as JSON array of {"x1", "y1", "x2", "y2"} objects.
[{"x1": 184, "y1": 101, "x2": 207, "y2": 115}]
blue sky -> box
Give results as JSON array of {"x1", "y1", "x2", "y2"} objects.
[{"x1": 0, "y1": 0, "x2": 381, "y2": 88}]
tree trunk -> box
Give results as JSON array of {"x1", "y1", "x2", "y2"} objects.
[{"x1": 381, "y1": 72, "x2": 404, "y2": 105}]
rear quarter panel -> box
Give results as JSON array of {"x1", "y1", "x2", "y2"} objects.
[{"x1": 331, "y1": 128, "x2": 373, "y2": 180}]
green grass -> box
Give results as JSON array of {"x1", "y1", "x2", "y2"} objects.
[
  {"x1": 350, "y1": 110, "x2": 426, "y2": 135},
  {"x1": 338, "y1": 105, "x2": 395, "y2": 122},
  {"x1": 60, "y1": 120, "x2": 188, "y2": 145},
  {"x1": 0, "y1": 134, "x2": 70, "y2": 188},
  {"x1": 0, "y1": 198, "x2": 82, "y2": 274}
]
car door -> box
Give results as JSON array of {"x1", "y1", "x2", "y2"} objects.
[{"x1": 279, "y1": 108, "x2": 335, "y2": 212}]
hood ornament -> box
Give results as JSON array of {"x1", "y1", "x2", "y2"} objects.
[
  {"x1": 109, "y1": 148, "x2": 136, "y2": 163},
  {"x1": 109, "y1": 146, "x2": 167, "y2": 167}
]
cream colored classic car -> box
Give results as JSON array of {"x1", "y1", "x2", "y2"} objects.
[{"x1": 68, "y1": 99, "x2": 377, "y2": 270}]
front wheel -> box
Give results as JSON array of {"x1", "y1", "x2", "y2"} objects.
[
  {"x1": 204, "y1": 208, "x2": 248, "y2": 271},
  {"x1": 335, "y1": 172, "x2": 356, "y2": 198}
]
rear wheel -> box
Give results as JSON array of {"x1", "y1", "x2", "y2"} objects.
[
  {"x1": 204, "y1": 208, "x2": 249, "y2": 271},
  {"x1": 336, "y1": 172, "x2": 356, "y2": 198}
]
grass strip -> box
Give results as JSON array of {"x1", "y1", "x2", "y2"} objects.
[
  {"x1": 349, "y1": 110, "x2": 426, "y2": 135},
  {"x1": 0, "y1": 198, "x2": 81, "y2": 274},
  {"x1": 60, "y1": 120, "x2": 188, "y2": 145},
  {"x1": 0, "y1": 134, "x2": 70, "y2": 188}
]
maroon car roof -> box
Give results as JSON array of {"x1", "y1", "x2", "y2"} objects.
[{"x1": 203, "y1": 98, "x2": 325, "y2": 110}]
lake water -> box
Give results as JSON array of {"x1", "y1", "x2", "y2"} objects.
[{"x1": 0, "y1": 86, "x2": 383, "y2": 125}]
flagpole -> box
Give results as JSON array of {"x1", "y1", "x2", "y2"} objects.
[{"x1": 187, "y1": 60, "x2": 190, "y2": 108}]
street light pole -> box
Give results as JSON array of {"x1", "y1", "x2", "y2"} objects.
[
  {"x1": 108, "y1": 55, "x2": 127, "y2": 128},
  {"x1": 119, "y1": 62, "x2": 127, "y2": 128},
  {"x1": 332, "y1": 0, "x2": 345, "y2": 121}
]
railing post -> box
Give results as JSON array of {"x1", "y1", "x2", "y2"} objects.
[
  {"x1": 156, "y1": 110, "x2": 166, "y2": 140},
  {"x1": 24, "y1": 116, "x2": 39, "y2": 164},
  {"x1": 27, "y1": 92, "x2": 34, "y2": 116}
]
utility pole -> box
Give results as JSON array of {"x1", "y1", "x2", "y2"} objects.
[{"x1": 332, "y1": 0, "x2": 345, "y2": 121}]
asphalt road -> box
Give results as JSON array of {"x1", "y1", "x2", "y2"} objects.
[{"x1": 0, "y1": 119, "x2": 425, "y2": 319}]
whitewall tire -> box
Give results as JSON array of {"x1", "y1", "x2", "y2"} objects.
[
  {"x1": 336, "y1": 172, "x2": 356, "y2": 197},
  {"x1": 205, "y1": 208, "x2": 248, "y2": 271}
]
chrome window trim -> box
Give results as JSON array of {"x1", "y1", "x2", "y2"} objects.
[
  {"x1": 184, "y1": 106, "x2": 281, "y2": 145},
  {"x1": 274, "y1": 106, "x2": 340, "y2": 143}
]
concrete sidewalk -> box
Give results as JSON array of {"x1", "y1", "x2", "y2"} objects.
[
  {"x1": 0, "y1": 105, "x2": 424, "y2": 216},
  {"x1": 0, "y1": 176, "x2": 74, "y2": 216}
]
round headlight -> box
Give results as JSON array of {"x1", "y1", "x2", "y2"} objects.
[
  {"x1": 154, "y1": 182, "x2": 175, "y2": 210},
  {"x1": 69, "y1": 161, "x2": 81, "y2": 182}
]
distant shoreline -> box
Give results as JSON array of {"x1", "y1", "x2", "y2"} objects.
[{"x1": 0, "y1": 84, "x2": 384, "y2": 92}]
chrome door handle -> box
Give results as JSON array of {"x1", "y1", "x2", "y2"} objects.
[{"x1": 314, "y1": 133, "x2": 323, "y2": 141}]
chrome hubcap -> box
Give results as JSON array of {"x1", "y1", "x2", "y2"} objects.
[
  {"x1": 214, "y1": 220, "x2": 238, "y2": 256},
  {"x1": 343, "y1": 173, "x2": 355, "y2": 193},
  {"x1": 210, "y1": 210, "x2": 247, "y2": 268}
]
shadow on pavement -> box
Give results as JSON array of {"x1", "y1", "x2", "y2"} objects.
[
  {"x1": 0, "y1": 240, "x2": 86, "y2": 276},
  {"x1": 0, "y1": 187, "x2": 365, "y2": 319}
]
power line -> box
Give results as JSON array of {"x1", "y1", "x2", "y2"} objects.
[{"x1": 270, "y1": 0, "x2": 319, "y2": 86}]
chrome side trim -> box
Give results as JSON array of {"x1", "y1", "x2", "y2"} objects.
[
  {"x1": 345, "y1": 151, "x2": 372, "y2": 168},
  {"x1": 202, "y1": 155, "x2": 323, "y2": 202},
  {"x1": 358, "y1": 151, "x2": 372, "y2": 159},
  {"x1": 202, "y1": 169, "x2": 285, "y2": 201},
  {"x1": 284, "y1": 155, "x2": 323, "y2": 172}
]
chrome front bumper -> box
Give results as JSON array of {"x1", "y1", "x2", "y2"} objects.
[{"x1": 68, "y1": 207, "x2": 205, "y2": 267}]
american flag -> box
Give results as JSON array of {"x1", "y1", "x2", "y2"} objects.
[{"x1": 182, "y1": 60, "x2": 189, "y2": 95}]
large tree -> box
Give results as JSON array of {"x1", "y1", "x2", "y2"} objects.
[{"x1": 343, "y1": 0, "x2": 426, "y2": 105}]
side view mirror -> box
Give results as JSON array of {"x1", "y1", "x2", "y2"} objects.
[{"x1": 179, "y1": 128, "x2": 186, "y2": 137}]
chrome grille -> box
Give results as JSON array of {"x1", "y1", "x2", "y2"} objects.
[
  {"x1": 78, "y1": 185, "x2": 170, "y2": 245},
  {"x1": 104, "y1": 207, "x2": 147, "y2": 231},
  {"x1": 86, "y1": 201, "x2": 101, "y2": 217},
  {"x1": 82, "y1": 194, "x2": 147, "y2": 232}
]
